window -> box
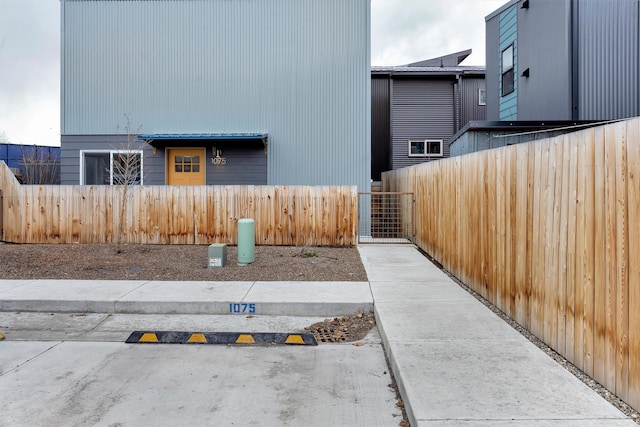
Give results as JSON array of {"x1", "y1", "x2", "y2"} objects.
[
  {"x1": 174, "y1": 155, "x2": 201, "y2": 173},
  {"x1": 501, "y1": 44, "x2": 514, "y2": 96},
  {"x1": 408, "y1": 139, "x2": 443, "y2": 157},
  {"x1": 81, "y1": 150, "x2": 143, "y2": 185},
  {"x1": 478, "y1": 88, "x2": 486, "y2": 106}
]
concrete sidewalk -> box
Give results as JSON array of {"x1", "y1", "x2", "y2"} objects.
[
  {"x1": 0, "y1": 245, "x2": 637, "y2": 426},
  {"x1": 359, "y1": 245, "x2": 635, "y2": 426},
  {"x1": 0, "y1": 280, "x2": 372, "y2": 317}
]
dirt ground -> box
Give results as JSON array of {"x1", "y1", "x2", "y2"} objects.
[
  {"x1": 0, "y1": 242, "x2": 377, "y2": 346},
  {"x1": 0, "y1": 243, "x2": 368, "y2": 282}
]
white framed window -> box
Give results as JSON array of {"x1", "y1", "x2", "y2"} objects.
[
  {"x1": 80, "y1": 150, "x2": 143, "y2": 185},
  {"x1": 408, "y1": 139, "x2": 443, "y2": 158},
  {"x1": 478, "y1": 88, "x2": 486, "y2": 106}
]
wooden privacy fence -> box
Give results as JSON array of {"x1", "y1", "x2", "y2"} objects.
[
  {"x1": 0, "y1": 162, "x2": 357, "y2": 246},
  {"x1": 383, "y1": 118, "x2": 640, "y2": 412}
]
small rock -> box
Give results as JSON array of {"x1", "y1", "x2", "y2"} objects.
[{"x1": 129, "y1": 266, "x2": 142, "y2": 273}]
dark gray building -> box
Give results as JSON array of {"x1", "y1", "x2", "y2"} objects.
[
  {"x1": 371, "y1": 50, "x2": 486, "y2": 181},
  {"x1": 449, "y1": 120, "x2": 605, "y2": 157},
  {"x1": 486, "y1": 0, "x2": 640, "y2": 121}
]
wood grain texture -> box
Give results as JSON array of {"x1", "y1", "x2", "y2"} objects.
[
  {"x1": 0, "y1": 165, "x2": 358, "y2": 246},
  {"x1": 381, "y1": 118, "x2": 640, "y2": 413}
]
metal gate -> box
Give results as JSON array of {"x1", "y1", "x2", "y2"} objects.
[{"x1": 358, "y1": 192, "x2": 414, "y2": 244}]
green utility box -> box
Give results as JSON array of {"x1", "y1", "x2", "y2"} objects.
[
  {"x1": 237, "y1": 218, "x2": 255, "y2": 266},
  {"x1": 208, "y1": 243, "x2": 227, "y2": 268}
]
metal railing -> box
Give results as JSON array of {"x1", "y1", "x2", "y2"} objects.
[{"x1": 358, "y1": 192, "x2": 414, "y2": 244}]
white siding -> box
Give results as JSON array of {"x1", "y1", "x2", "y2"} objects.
[{"x1": 61, "y1": 0, "x2": 370, "y2": 189}]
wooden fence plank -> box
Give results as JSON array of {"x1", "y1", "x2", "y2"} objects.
[
  {"x1": 574, "y1": 132, "x2": 587, "y2": 371},
  {"x1": 565, "y1": 132, "x2": 579, "y2": 364},
  {"x1": 547, "y1": 137, "x2": 561, "y2": 351},
  {"x1": 614, "y1": 122, "x2": 629, "y2": 401},
  {"x1": 626, "y1": 117, "x2": 640, "y2": 410},
  {"x1": 544, "y1": 138, "x2": 559, "y2": 349},
  {"x1": 530, "y1": 139, "x2": 545, "y2": 338},
  {"x1": 593, "y1": 125, "x2": 607, "y2": 385},
  {"x1": 514, "y1": 143, "x2": 529, "y2": 328},
  {"x1": 557, "y1": 135, "x2": 571, "y2": 356},
  {"x1": 582, "y1": 129, "x2": 596, "y2": 377},
  {"x1": 495, "y1": 148, "x2": 506, "y2": 312},
  {"x1": 604, "y1": 122, "x2": 618, "y2": 392}
]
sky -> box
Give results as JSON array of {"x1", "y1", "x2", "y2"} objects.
[{"x1": 0, "y1": 0, "x2": 506, "y2": 147}]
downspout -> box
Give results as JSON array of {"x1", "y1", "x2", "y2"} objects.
[
  {"x1": 453, "y1": 74, "x2": 461, "y2": 133},
  {"x1": 60, "y1": 0, "x2": 65, "y2": 136},
  {"x1": 388, "y1": 74, "x2": 394, "y2": 171},
  {"x1": 571, "y1": 0, "x2": 580, "y2": 120}
]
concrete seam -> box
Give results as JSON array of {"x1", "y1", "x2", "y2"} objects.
[
  {"x1": 116, "y1": 280, "x2": 151, "y2": 300},
  {"x1": 240, "y1": 281, "x2": 256, "y2": 302},
  {"x1": 0, "y1": 341, "x2": 63, "y2": 378},
  {"x1": 76, "y1": 313, "x2": 113, "y2": 338}
]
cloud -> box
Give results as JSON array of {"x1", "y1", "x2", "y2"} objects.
[
  {"x1": 372, "y1": 0, "x2": 507, "y2": 66},
  {"x1": 0, "y1": 0, "x2": 507, "y2": 147},
  {"x1": 0, "y1": 0, "x2": 60, "y2": 145}
]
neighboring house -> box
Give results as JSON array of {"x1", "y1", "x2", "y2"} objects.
[
  {"x1": 371, "y1": 50, "x2": 485, "y2": 180},
  {"x1": 449, "y1": 120, "x2": 605, "y2": 157},
  {"x1": 486, "y1": 0, "x2": 640, "y2": 121},
  {"x1": 0, "y1": 143, "x2": 61, "y2": 184},
  {"x1": 60, "y1": 0, "x2": 370, "y2": 191}
]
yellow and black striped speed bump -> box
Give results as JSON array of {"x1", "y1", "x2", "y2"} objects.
[
  {"x1": 125, "y1": 331, "x2": 317, "y2": 346},
  {"x1": 0, "y1": 332, "x2": 5, "y2": 341}
]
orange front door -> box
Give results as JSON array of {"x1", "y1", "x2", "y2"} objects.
[{"x1": 167, "y1": 148, "x2": 206, "y2": 185}]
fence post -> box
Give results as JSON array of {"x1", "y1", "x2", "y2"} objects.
[{"x1": 0, "y1": 189, "x2": 3, "y2": 242}]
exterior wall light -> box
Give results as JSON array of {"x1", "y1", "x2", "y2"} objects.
[{"x1": 212, "y1": 147, "x2": 226, "y2": 165}]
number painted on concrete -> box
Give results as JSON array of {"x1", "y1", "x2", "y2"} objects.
[{"x1": 229, "y1": 303, "x2": 256, "y2": 314}]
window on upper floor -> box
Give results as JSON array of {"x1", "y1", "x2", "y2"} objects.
[
  {"x1": 501, "y1": 44, "x2": 514, "y2": 96},
  {"x1": 81, "y1": 150, "x2": 143, "y2": 185},
  {"x1": 408, "y1": 139, "x2": 443, "y2": 158},
  {"x1": 479, "y1": 88, "x2": 487, "y2": 106}
]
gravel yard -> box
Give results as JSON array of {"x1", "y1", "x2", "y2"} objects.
[{"x1": 0, "y1": 243, "x2": 367, "y2": 282}]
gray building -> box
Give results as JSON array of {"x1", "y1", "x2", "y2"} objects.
[
  {"x1": 449, "y1": 120, "x2": 604, "y2": 157},
  {"x1": 371, "y1": 50, "x2": 485, "y2": 180},
  {"x1": 60, "y1": 0, "x2": 370, "y2": 190},
  {"x1": 486, "y1": 0, "x2": 640, "y2": 121}
]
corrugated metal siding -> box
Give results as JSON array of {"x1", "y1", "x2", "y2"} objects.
[
  {"x1": 60, "y1": 135, "x2": 267, "y2": 185},
  {"x1": 459, "y1": 77, "x2": 486, "y2": 129},
  {"x1": 371, "y1": 76, "x2": 390, "y2": 181},
  {"x1": 516, "y1": 0, "x2": 572, "y2": 120},
  {"x1": 499, "y1": 5, "x2": 518, "y2": 120},
  {"x1": 576, "y1": 0, "x2": 640, "y2": 120},
  {"x1": 61, "y1": 0, "x2": 370, "y2": 190},
  {"x1": 391, "y1": 78, "x2": 454, "y2": 170},
  {"x1": 450, "y1": 128, "x2": 591, "y2": 157},
  {"x1": 485, "y1": 13, "x2": 500, "y2": 120},
  {"x1": 0, "y1": 144, "x2": 60, "y2": 169}
]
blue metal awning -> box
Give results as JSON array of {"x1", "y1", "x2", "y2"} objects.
[
  {"x1": 139, "y1": 133, "x2": 268, "y2": 153},
  {"x1": 139, "y1": 133, "x2": 268, "y2": 141}
]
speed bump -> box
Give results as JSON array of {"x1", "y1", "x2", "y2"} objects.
[
  {"x1": 187, "y1": 333, "x2": 207, "y2": 343},
  {"x1": 139, "y1": 333, "x2": 159, "y2": 343},
  {"x1": 126, "y1": 331, "x2": 317, "y2": 346},
  {"x1": 236, "y1": 334, "x2": 256, "y2": 344},
  {"x1": 0, "y1": 332, "x2": 5, "y2": 341}
]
